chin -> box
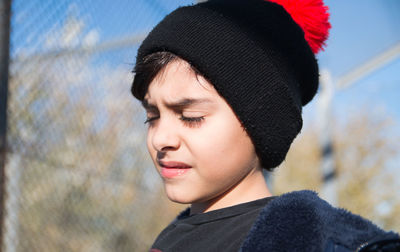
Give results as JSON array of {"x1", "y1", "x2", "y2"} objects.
[
  {"x1": 164, "y1": 185, "x2": 195, "y2": 204},
  {"x1": 166, "y1": 194, "x2": 194, "y2": 205}
]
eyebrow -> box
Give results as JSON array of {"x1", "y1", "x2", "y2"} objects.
[{"x1": 142, "y1": 98, "x2": 214, "y2": 110}]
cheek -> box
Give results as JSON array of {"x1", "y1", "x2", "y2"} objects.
[
  {"x1": 146, "y1": 130, "x2": 157, "y2": 162},
  {"x1": 190, "y1": 116, "x2": 256, "y2": 171}
]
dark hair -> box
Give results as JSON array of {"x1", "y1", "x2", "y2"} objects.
[{"x1": 131, "y1": 51, "x2": 202, "y2": 100}]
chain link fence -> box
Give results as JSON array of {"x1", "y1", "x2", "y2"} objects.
[{"x1": 3, "y1": 0, "x2": 194, "y2": 251}]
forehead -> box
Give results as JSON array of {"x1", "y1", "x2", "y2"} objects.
[{"x1": 144, "y1": 60, "x2": 216, "y2": 102}]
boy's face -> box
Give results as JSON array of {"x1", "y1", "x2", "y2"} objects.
[{"x1": 143, "y1": 60, "x2": 261, "y2": 212}]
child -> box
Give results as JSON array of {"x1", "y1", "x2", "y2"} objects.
[{"x1": 131, "y1": 0, "x2": 400, "y2": 251}]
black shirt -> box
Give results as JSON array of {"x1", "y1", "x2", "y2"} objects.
[{"x1": 150, "y1": 196, "x2": 275, "y2": 252}]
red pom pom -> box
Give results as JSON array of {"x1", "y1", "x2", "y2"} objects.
[{"x1": 268, "y1": 0, "x2": 331, "y2": 54}]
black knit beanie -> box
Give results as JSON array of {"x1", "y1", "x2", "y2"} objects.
[{"x1": 132, "y1": 0, "x2": 330, "y2": 170}]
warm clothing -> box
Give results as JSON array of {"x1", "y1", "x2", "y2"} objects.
[
  {"x1": 241, "y1": 190, "x2": 400, "y2": 251},
  {"x1": 151, "y1": 190, "x2": 400, "y2": 252}
]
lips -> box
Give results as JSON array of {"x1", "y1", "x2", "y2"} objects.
[
  {"x1": 158, "y1": 160, "x2": 192, "y2": 178},
  {"x1": 158, "y1": 160, "x2": 192, "y2": 168}
]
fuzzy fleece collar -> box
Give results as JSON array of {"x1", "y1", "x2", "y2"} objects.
[{"x1": 240, "y1": 190, "x2": 399, "y2": 251}]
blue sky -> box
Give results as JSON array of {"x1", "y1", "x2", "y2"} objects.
[
  {"x1": 320, "y1": 0, "x2": 400, "y2": 77},
  {"x1": 314, "y1": 0, "x2": 400, "y2": 125}
]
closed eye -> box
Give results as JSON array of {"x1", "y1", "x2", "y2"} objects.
[
  {"x1": 144, "y1": 115, "x2": 205, "y2": 127},
  {"x1": 144, "y1": 116, "x2": 159, "y2": 124},
  {"x1": 180, "y1": 115, "x2": 204, "y2": 128}
]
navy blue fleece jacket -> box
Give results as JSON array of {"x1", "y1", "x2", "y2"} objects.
[{"x1": 240, "y1": 190, "x2": 400, "y2": 251}]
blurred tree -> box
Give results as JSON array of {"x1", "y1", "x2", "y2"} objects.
[
  {"x1": 335, "y1": 109, "x2": 400, "y2": 231},
  {"x1": 6, "y1": 12, "x2": 185, "y2": 252},
  {"x1": 273, "y1": 105, "x2": 400, "y2": 232}
]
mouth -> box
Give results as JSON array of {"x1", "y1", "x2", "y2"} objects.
[{"x1": 158, "y1": 160, "x2": 192, "y2": 178}]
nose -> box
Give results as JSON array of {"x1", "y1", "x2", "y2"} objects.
[{"x1": 150, "y1": 116, "x2": 180, "y2": 152}]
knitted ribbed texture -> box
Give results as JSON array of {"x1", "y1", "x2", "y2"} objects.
[{"x1": 132, "y1": 0, "x2": 320, "y2": 170}]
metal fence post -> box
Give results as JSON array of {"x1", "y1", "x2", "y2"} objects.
[
  {"x1": 318, "y1": 69, "x2": 337, "y2": 205},
  {"x1": 0, "y1": 0, "x2": 12, "y2": 251}
]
